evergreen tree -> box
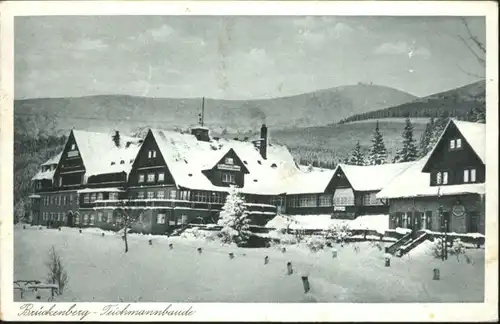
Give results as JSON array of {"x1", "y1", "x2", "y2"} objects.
[
  {"x1": 217, "y1": 186, "x2": 252, "y2": 245},
  {"x1": 426, "y1": 113, "x2": 449, "y2": 153},
  {"x1": 394, "y1": 117, "x2": 418, "y2": 162},
  {"x1": 349, "y1": 141, "x2": 365, "y2": 166},
  {"x1": 368, "y1": 121, "x2": 388, "y2": 165},
  {"x1": 419, "y1": 117, "x2": 434, "y2": 157}
]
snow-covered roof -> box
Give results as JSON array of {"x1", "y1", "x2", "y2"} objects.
[
  {"x1": 150, "y1": 129, "x2": 300, "y2": 194},
  {"x1": 423, "y1": 119, "x2": 485, "y2": 172},
  {"x1": 32, "y1": 152, "x2": 62, "y2": 181},
  {"x1": 77, "y1": 187, "x2": 125, "y2": 193},
  {"x1": 71, "y1": 130, "x2": 142, "y2": 179},
  {"x1": 377, "y1": 154, "x2": 485, "y2": 199},
  {"x1": 284, "y1": 168, "x2": 336, "y2": 195},
  {"x1": 337, "y1": 162, "x2": 415, "y2": 192},
  {"x1": 41, "y1": 152, "x2": 62, "y2": 166},
  {"x1": 453, "y1": 119, "x2": 486, "y2": 163}
]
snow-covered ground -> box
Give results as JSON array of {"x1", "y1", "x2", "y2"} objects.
[
  {"x1": 266, "y1": 214, "x2": 389, "y2": 234},
  {"x1": 14, "y1": 225, "x2": 484, "y2": 303}
]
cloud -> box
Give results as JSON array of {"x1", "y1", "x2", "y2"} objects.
[
  {"x1": 373, "y1": 41, "x2": 431, "y2": 58},
  {"x1": 73, "y1": 39, "x2": 109, "y2": 51},
  {"x1": 328, "y1": 22, "x2": 354, "y2": 38}
]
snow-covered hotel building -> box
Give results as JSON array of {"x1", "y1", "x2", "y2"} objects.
[
  {"x1": 377, "y1": 119, "x2": 486, "y2": 234},
  {"x1": 29, "y1": 120, "x2": 486, "y2": 235}
]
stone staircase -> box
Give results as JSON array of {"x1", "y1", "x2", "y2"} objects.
[{"x1": 386, "y1": 230, "x2": 429, "y2": 257}]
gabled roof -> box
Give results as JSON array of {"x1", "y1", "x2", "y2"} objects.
[
  {"x1": 422, "y1": 119, "x2": 485, "y2": 172},
  {"x1": 377, "y1": 153, "x2": 485, "y2": 199},
  {"x1": 149, "y1": 129, "x2": 300, "y2": 194},
  {"x1": 41, "y1": 152, "x2": 62, "y2": 166},
  {"x1": 32, "y1": 152, "x2": 63, "y2": 181},
  {"x1": 336, "y1": 162, "x2": 415, "y2": 192},
  {"x1": 70, "y1": 130, "x2": 142, "y2": 178},
  {"x1": 283, "y1": 167, "x2": 336, "y2": 195}
]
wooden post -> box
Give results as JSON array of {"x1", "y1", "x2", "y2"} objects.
[
  {"x1": 148, "y1": 239, "x2": 152, "y2": 246},
  {"x1": 281, "y1": 247, "x2": 286, "y2": 253},
  {"x1": 332, "y1": 249, "x2": 338, "y2": 259},
  {"x1": 287, "y1": 262, "x2": 293, "y2": 275},
  {"x1": 301, "y1": 276, "x2": 310, "y2": 293},
  {"x1": 101, "y1": 233, "x2": 105, "y2": 237},
  {"x1": 433, "y1": 268, "x2": 440, "y2": 280},
  {"x1": 384, "y1": 253, "x2": 391, "y2": 267},
  {"x1": 197, "y1": 247, "x2": 202, "y2": 254},
  {"x1": 169, "y1": 243, "x2": 173, "y2": 249},
  {"x1": 23, "y1": 225, "x2": 26, "y2": 230},
  {"x1": 229, "y1": 252, "x2": 234, "y2": 259},
  {"x1": 264, "y1": 256, "x2": 269, "y2": 264},
  {"x1": 79, "y1": 229, "x2": 82, "y2": 234},
  {"x1": 58, "y1": 227, "x2": 61, "y2": 231}
]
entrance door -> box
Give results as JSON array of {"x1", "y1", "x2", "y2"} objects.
[
  {"x1": 67, "y1": 212, "x2": 74, "y2": 227},
  {"x1": 440, "y1": 211, "x2": 450, "y2": 232},
  {"x1": 468, "y1": 212, "x2": 479, "y2": 233}
]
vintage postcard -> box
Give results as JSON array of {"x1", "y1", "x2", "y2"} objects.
[{"x1": 0, "y1": 0, "x2": 498, "y2": 322}]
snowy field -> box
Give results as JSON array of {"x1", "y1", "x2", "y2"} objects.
[{"x1": 14, "y1": 225, "x2": 484, "y2": 303}]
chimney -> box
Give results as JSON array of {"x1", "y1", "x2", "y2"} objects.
[
  {"x1": 112, "y1": 130, "x2": 120, "y2": 147},
  {"x1": 191, "y1": 126, "x2": 210, "y2": 142},
  {"x1": 260, "y1": 124, "x2": 267, "y2": 159}
]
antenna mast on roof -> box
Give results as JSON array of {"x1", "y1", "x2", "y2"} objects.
[{"x1": 198, "y1": 97, "x2": 205, "y2": 127}]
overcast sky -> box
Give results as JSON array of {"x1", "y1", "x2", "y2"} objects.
[{"x1": 15, "y1": 16, "x2": 485, "y2": 100}]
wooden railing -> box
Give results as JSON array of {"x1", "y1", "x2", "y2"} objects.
[
  {"x1": 398, "y1": 232, "x2": 429, "y2": 256},
  {"x1": 385, "y1": 232, "x2": 412, "y2": 255}
]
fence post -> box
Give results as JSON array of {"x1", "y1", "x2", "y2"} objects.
[
  {"x1": 301, "y1": 276, "x2": 310, "y2": 293},
  {"x1": 332, "y1": 249, "x2": 338, "y2": 259},
  {"x1": 197, "y1": 247, "x2": 202, "y2": 254},
  {"x1": 229, "y1": 252, "x2": 234, "y2": 259},
  {"x1": 433, "y1": 268, "x2": 440, "y2": 280},
  {"x1": 169, "y1": 243, "x2": 173, "y2": 249},
  {"x1": 148, "y1": 239, "x2": 152, "y2": 246},
  {"x1": 281, "y1": 247, "x2": 286, "y2": 253},
  {"x1": 384, "y1": 253, "x2": 391, "y2": 267},
  {"x1": 287, "y1": 262, "x2": 293, "y2": 275},
  {"x1": 264, "y1": 256, "x2": 269, "y2": 265}
]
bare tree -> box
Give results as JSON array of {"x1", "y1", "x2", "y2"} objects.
[
  {"x1": 116, "y1": 198, "x2": 137, "y2": 253},
  {"x1": 456, "y1": 17, "x2": 486, "y2": 78}
]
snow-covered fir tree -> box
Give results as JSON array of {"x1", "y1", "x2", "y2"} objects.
[
  {"x1": 426, "y1": 114, "x2": 449, "y2": 153},
  {"x1": 349, "y1": 141, "x2": 365, "y2": 166},
  {"x1": 217, "y1": 186, "x2": 252, "y2": 245},
  {"x1": 367, "y1": 121, "x2": 388, "y2": 165},
  {"x1": 419, "y1": 117, "x2": 434, "y2": 157},
  {"x1": 393, "y1": 117, "x2": 418, "y2": 163}
]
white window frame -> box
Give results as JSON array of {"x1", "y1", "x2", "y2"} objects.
[
  {"x1": 449, "y1": 139, "x2": 455, "y2": 149},
  {"x1": 90, "y1": 214, "x2": 95, "y2": 225},
  {"x1": 97, "y1": 212, "x2": 103, "y2": 222},
  {"x1": 443, "y1": 171, "x2": 449, "y2": 185},
  {"x1": 84, "y1": 194, "x2": 90, "y2": 204},
  {"x1": 470, "y1": 168, "x2": 477, "y2": 182},
  {"x1": 109, "y1": 192, "x2": 118, "y2": 200},
  {"x1": 221, "y1": 172, "x2": 235, "y2": 184},
  {"x1": 170, "y1": 190, "x2": 177, "y2": 200},
  {"x1": 158, "y1": 172, "x2": 165, "y2": 182},
  {"x1": 157, "y1": 214, "x2": 166, "y2": 224},
  {"x1": 147, "y1": 192, "x2": 155, "y2": 199},
  {"x1": 138, "y1": 191, "x2": 145, "y2": 199},
  {"x1": 464, "y1": 169, "x2": 469, "y2": 183},
  {"x1": 456, "y1": 138, "x2": 462, "y2": 148},
  {"x1": 147, "y1": 173, "x2": 155, "y2": 183},
  {"x1": 97, "y1": 193, "x2": 104, "y2": 201},
  {"x1": 436, "y1": 172, "x2": 442, "y2": 185},
  {"x1": 90, "y1": 193, "x2": 97, "y2": 202},
  {"x1": 157, "y1": 191, "x2": 165, "y2": 199},
  {"x1": 138, "y1": 173, "x2": 145, "y2": 183},
  {"x1": 225, "y1": 157, "x2": 234, "y2": 165},
  {"x1": 71, "y1": 144, "x2": 76, "y2": 150}
]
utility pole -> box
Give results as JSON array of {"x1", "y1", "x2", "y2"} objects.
[{"x1": 199, "y1": 97, "x2": 205, "y2": 127}]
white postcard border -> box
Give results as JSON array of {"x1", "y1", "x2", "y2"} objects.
[{"x1": 1, "y1": 1, "x2": 498, "y2": 322}]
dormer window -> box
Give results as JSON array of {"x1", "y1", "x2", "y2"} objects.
[
  {"x1": 148, "y1": 150, "x2": 157, "y2": 159},
  {"x1": 110, "y1": 161, "x2": 115, "y2": 165},
  {"x1": 222, "y1": 172, "x2": 236, "y2": 184},
  {"x1": 225, "y1": 157, "x2": 234, "y2": 165},
  {"x1": 71, "y1": 144, "x2": 76, "y2": 150},
  {"x1": 449, "y1": 138, "x2": 462, "y2": 150},
  {"x1": 120, "y1": 160, "x2": 125, "y2": 164}
]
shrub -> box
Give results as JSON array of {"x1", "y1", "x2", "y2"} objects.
[
  {"x1": 304, "y1": 235, "x2": 326, "y2": 252},
  {"x1": 327, "y1": 223, "x2": 351, "y2": 244}
]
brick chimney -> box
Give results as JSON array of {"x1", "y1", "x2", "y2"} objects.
[
  {"x1": 191, "y1": 126, "x2": 210, "y2": 142},
  {"x1": 260, "y1": 124, "x2": 267, "y2": 159}
]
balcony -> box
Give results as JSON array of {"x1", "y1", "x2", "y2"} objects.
[{"x1": 92, "y1": 199, "x2": 223, "y2": 211}]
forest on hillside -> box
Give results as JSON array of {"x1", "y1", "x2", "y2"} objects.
[{"x1": 338, "y1": 81, "x2": 486, "y2": 125}]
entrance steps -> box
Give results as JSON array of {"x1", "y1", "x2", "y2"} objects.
[{"x1": 386, "y1": 230, "x2": 429, "y2": 257}]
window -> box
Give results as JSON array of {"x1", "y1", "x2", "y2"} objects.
[
  {"x1": 449, "y1": 139, "x2": 455, "y2": 149},
  {"x1": 157, "y1": 214, "x2": 166, "y2": 224},
  {"x1": 107, "y1": 211, "x2": 113, "y2": 223},
  {"x1": 471, "y1": 169, "x2": 476, "y2": 182},
  {"x1": 69, "y1": 195, "x2": 73, "y2": 204},
  {"x1": 138, "y1": 173, "x2": 145, "y2": 183},
  {"x1": 83, "y1": 214, "x2": 89, "y2": 225},
  {"x1": 319, "y1": 194, "x2": 333, "y2": 207},
  {"x1": 74, "y1": 214, "x2": 80, "y2": 225},
  {"x1": 147, "y1": 192, "x2": 155, "y2": 199},
  {"x1": 158, "y1": 172, "x2": 165, "y2": 182},
  {"x1": 179, "y1": 190, "x2": 190, "y2": 201},
  {"x1": 225, "y1": 157, "x2": 234, "y2": 165},
  {"x1": 90, "y1": 193, "x2": 97, "y2": 203},
  {"x1": 442, "y1": 172, "x2": 448, "y2": 185},
  {"x1": 449, "y1": 138, "x2": 463, "y2": 150},
  {"x1": 97, "y1": 212, "x2": 103, "y2": 222},
  {"x1": 36, "y1": 181, "x2": 42, "y2": 189},
  {"x1": 436, "y1": 172, "x2": 442, "y2": 185},
  {"x1": 456, "y1": 138, "x2": 462, "y2": 148},
  {"x1": 362, "y1": 192, "x2": 380, "y2": 206},
  {"x1": 90, "y1": 214, "x2": 95, "y2": 225},
  {"x1": 192, "y1": 191, "x2": 209, "y2": 202},
  {"x1": 298, "y1": 195, "x2": 317, "y2": 208},
  {"x1": 169, "y1": 189, "x2": 177, "y2": 200},
  {"x1": 147, "y1": 173, "x2": 155, "y2": 183},
  {"x1": 221, "y1": 172, "x2": 235, "y2": 184},
  {"x1": 138, "y1": 191, "x2": 145, "y2": 199},
  {"x1": 97, "y1": 193, "x2": 104, "y2": 201},
  {"x1": 157, "y1": 191, "x2": 165, "y2": 199},
  {"x1": 83, "y1": 194, "x2": 90, "y2": 204},
  {"x1": 71, "y1": 144, "x2": 76, "y2": 150},
  {"x1": 333, "y1": 188, "x2": 355, "y2": 206},
  {"x1": 109, "y1": 192, "x2": 118, "y2": 200},
  {"x1": 148, "y1": 150, "x2": 157, "y2": 158}
]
